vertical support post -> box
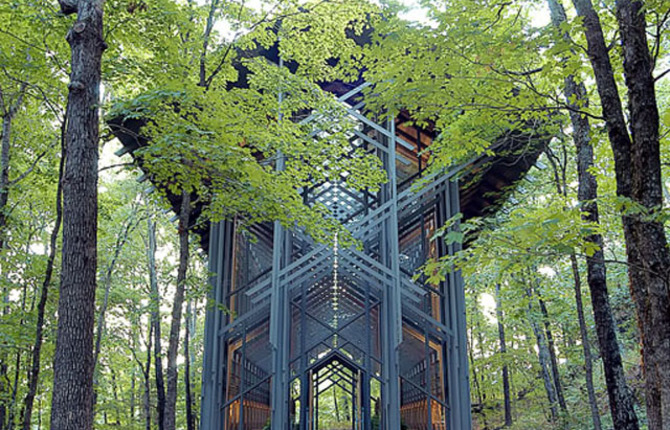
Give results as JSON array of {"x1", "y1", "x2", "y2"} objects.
[
  {"x1": 363, "y1": 280, "x2": 372, "y2": 430},
  {"x1": 270, "y1": 214, "x2": 289, "y2": 429},
  {"x1": 444, "y1": 180, "x2": 472, "y2": 430},
  {"x1": 300, "y1": 279, "x2": 309, "y2": 430},
  {"x1": 238, "y1": 326, "x2": 248, "y2": 430},
  {"x1": 270, "y1": 69, "x2": 290, "y2": 428},
  {"x1": 201, "y1": 221, "x2": 233, "y2": 430},
  {"x1": 425, "y1": 331, "x2": 432, "y2": 430},
  {"x1": 382, "y1": 117, "x2": 402, "y2": 429}
]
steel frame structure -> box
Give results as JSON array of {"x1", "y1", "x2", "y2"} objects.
[{"x1": 201, "y1": 82, "x2": 472, "y2": 430}]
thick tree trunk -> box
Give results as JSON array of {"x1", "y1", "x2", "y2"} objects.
[
  {"x1": 495, "y1": 285, "x2": 512, "y2": 427},
  {"x1": 570, "y1": 0, "x2": 670, "y2": 427},
  {"x1": 163, "y1": 191, "x2": 191, "y2": 430},
  {"x1": 555, "y1": 49, "x2": 615, "y2": 430},
  {"x1": 148, "y1": 215, "x2": 166, "y2": 430},
  {"x1": 50, "y1": 1, "x2": 105, "y2": 428},
  {"x1": 615, "y1": 2, "x2": 670, "y2": 427},
  {"x1": 22, "y1": 115, "x2": 67, "y2": 430}
]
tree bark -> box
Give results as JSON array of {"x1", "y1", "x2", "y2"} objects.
[
  {"x1": 495, "y1": 284, "x2": 512, "y2": 427},
  {"x1": 22, "y1": 112, "x2": 67, "y2": 430},
  {"x1": 615, "y1": 2, "x2": 670, "y2": 427},
  {"x1": 163, "y1": 190, "x2": 191, "y2": 430},
  {"x1": 570, "y1": 0, "x2": 670, "y2": 427},
  {"x1": 50, "y1": 1, "x2": 105, "y2": 428},
  {"x1": 148, "y1": 214, "x2": 166, "y2": 430}
]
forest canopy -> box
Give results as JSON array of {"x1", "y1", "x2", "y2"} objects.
[{"x1": 1, "y1": 0, "x2": 670, "y2": 429}]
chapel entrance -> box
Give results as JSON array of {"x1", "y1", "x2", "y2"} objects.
[{"x1": 309, "y1": 353, "x2": 361, "y2": 430}]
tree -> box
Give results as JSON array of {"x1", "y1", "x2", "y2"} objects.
[
  {"x1": 495, "y1": 284, "x2": 513, "y2": 427},
  {"x1": 163, "y1": 191, "x2": 191, "y2": 430},
  {"x1": 50, "y1": 1, "x2": 106, "y2": 429},
  {"x1": 361, "y1": 0, "x2": 670, "y2": 425},
  {"x1": 544, "y1": 2, "x2": 634, "y2": 428},
  {"x1": 147, "y1": 212, "x2": 166, "y2": 430},
  {"x1": 569, "y1": 0, "x2": 670, "y2": 426}
]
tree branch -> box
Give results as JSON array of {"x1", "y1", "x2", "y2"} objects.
[
  {"x1": 654, "y1": 67, "x2": 670, "y2": 82},
  {"x1": 8, "y1": 145, "x2": 52, "y2": 187},
  {"x1": 98, "y1": 162, "x2": 135, "y2": 173},
  {"x1": 651, "y1": 8, "x2": 670, "y2": 69}
]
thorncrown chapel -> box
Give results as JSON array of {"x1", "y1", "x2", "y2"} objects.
[{"x1": 111, "y1": 42, "x2": 542, "y2": 430}]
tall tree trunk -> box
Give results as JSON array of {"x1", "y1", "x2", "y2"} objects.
[
  {"x1": 526, "y1": 287, "x2": 558, "y2": 421},
  {"x1": 50, "y1": 1, "x2": 105, "y2": 429},
  {"x1": 544, "y1": 3, "x2": 639, "y2": 428},
  {"x1": 569, "y1": 255, "x2": 602, "y2": 430},
  {"x1": 148, "y1": 214, "x2": 166, "y2": 430},
  {"x1": 22, "y1": 114, "x2": 67, "y2": 430},
  {"x1": 184, "y1": 301, "x2": 195, "y2": 430},
  {"x1": 571, "y1": 0, "x2": 670, "y2": 427},
  {"x1": 163, "y1": 191, "x2": 191, "y2": 430},
  {"x1": 495, "y1": 285, "x2": 512, "y2": 427},
  {"x1": 536, "y1": 293, "x2": 567, "y2": 412},
  {"x1": 615, "y1": 2, "x2": 670, "y2": 427}
]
